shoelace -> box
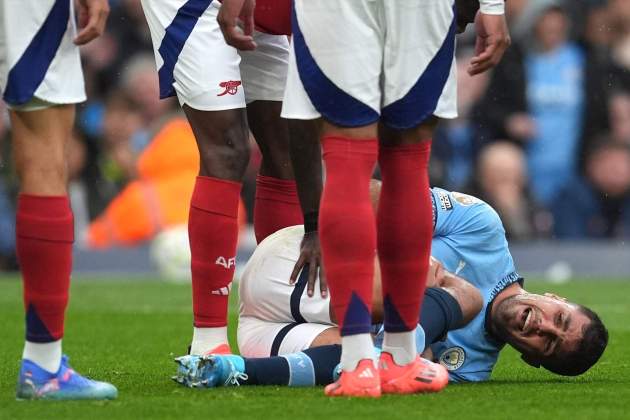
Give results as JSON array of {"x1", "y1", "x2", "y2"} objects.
[{"x1": 223, "y1": 361, "x2": 249, "y2": 386}]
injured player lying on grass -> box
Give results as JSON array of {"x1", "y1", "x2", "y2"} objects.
[{"x1": 174, "y1": 184, "x2": 609, "y2": 388}]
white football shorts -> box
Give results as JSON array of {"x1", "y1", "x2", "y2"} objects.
[
  {"x1": 141, "y1": 0, "x2": 288, "y2": 111},
  {"x1": 0, "y1": 0, "x2": 86, "y2": 110},
  {"x1": 238, "y1": 225, "x2": 335, "y2": 357},
  {"x1": 282, "y1": 0, "x2": 458, "y2": 129}
]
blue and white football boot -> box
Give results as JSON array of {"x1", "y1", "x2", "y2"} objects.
[
  {"x1": 16, "y1": 355, "x2": 118, "y2": 400},
  {"x1": 173, "y1": 354, "x2": 247, "y2": 388}
]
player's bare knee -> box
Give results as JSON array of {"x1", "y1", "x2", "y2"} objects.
[
  {"x1": 309, "y1": 327, "x2": 340, "y2": 348},
  {"x1": 198, "y1": 136, "x2": 250, "y2": 181}
]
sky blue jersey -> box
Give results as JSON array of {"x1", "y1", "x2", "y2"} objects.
[{"x1": 429, "y1": 188, "x2": 522, "y2": 383}]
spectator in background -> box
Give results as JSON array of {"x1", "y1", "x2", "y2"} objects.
[
  {"x1": 554, "y1": 140, "x2": 630, "y2": 238},
  {"x1": 474, "y1": 1, "x2": 612, "y2": 211},
  {"x1": 431, "y1": 48, "x2": 491, "y2": 190},
  {"x1": 473, "y1": 142, "x2": 550, "y2": 239}
]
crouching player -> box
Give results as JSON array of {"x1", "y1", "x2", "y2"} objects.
[{"x1": 175, "y1": 185, "x2": 608, "y2": 387}]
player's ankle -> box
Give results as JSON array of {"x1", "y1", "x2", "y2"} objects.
[
  {"x1": 190, "y1": 327, "x2": 228, "y2": 355},
  {"x1": 340, "y1": 334, "x2": 376, "y2": 371},
  {"x1": 22, "y1": 340, "x2": 62, "y2": 374},
  {"x1": 382, "y1": 331, "x2": 416, "y2": 366}
]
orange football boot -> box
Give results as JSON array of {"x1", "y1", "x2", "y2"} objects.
[
  {"x1": 204, "y1": 343, "x2": 232, "y2": 355},
  {"x1": 379, "y1": 352, "x2": 448, "y2": 394},
  {"x1": 324, "y1": 359, "x2": 381, "y2": 398}
]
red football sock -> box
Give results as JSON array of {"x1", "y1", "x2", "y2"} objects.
[
  {"x1": 189, "y1": 176, "x2": 241, "y2": 328},
  {"x1": 378, "y1": 141, "x2": 433, "y2": 332},
  {"x1": 319, "y1": 135, "x2": 377, "y2": 336},
  {"x1": 17, "y1": 195, "x2": 73, "y2": 342},
  {"x1": 253, "y1": 175, "x2": 303, "y2": 243}
]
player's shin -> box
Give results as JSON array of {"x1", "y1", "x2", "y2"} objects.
[
  {"x1": 188, "y1": 176, "x2": 241, "y2": 354},
  {"x1": 17, "y1": 195, "x2": 73, "y2": 373},
  {"x1": 377, "y1": 141, "x2": 433, "y2": 366},
  {"x1": 319, "y1": 135, "x2": 378, "y2": 372}
]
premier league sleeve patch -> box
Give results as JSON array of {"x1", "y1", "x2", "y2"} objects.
[
  {"x1": 439, "y1": 346, "x2": 466, "y2": 371},
  {"x1": 451, "y1": 192, "x2": 482, "y2": 207}
]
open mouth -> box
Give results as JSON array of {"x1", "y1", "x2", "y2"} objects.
[{"x1": 520, "y1": 307, "x2": 533, "y2": 333}]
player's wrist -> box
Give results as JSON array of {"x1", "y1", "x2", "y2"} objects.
[
  {"x1": 304, "y1": 211, "x2": 318, "y2": 234},
  {"x1": 479, "y1": 0, "x2": 505, "y2": 15}
]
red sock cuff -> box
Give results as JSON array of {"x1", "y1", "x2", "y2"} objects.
[
  {"x1": 379, "y1": 140, "x2": 432, "y2": 158},
  {"x1": 322, "y1": 136, "x2": 378, "y2": 159},
  {"x1": 191, "y1": 176, "x2": 242, "y2": 218},
  {"x1": 17, "y1": 195, "x2": 73, "y2": 243},
  {"x1": 255, "y1": 175, "x2": 299, "y2": 204}
]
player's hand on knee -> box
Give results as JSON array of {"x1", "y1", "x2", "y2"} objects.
[
  {"x1": 74, "y1": 0, "x2": 110, "y2": 45},
  {"x1": 217, "y1": 0, "x2": 257, "y2": 51},
  {"x1": 290, "y1": 232, "x2": 328, "y2": 298},
  {"x1": 468, "y1": 12, "x2": 511, "y2": 75}
]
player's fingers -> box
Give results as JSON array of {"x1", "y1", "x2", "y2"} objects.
[
  {"x1": 225, "y1": 27, "x2": 257, "y2": 50},
  {"x1": 319, "y1": 263, "x2": 328, "y2": 298},
  {"x1": 74, "y1": 4, "x2": 109, "y2": 45},
  {"x1": 290, "y1": 255, "x2": 305, "y2": 285},
  {"x1": 242, "y1": 14, "x2": 255, "y2": 37},
  {"x1": 306, "y1": 261, "x2": 318, "y2": 297}
]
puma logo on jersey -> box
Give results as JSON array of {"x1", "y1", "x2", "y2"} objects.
[
  {"x1": 215, "y1": 256, "x2": 236, "y2": 269},
  {"x1": 217, "y1": 80, "x2": 241, "y2": 96},
  {"x1": 455, "y1": 260, "x2": 467, "y2": 275},
  {"x1": 358, "y1": 367, "x2": 375, "y2": 379}
]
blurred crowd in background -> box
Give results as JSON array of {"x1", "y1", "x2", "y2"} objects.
[{"x1": 2, "y1": 0, "x2": 630, "y2": 271}]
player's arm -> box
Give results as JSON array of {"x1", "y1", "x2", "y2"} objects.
[
  {"x1": 370, "y1": 257, "x2": 482, "y2": 329},
  {"x1": 468, "y1": 1, "x2": 511, "y2": 76},
  {"x1": 74, "y1": 0, "x2": 110, "y2": 45},
  {"x1": 288, "y1": 119, "x2": 326, "y2": 298}
]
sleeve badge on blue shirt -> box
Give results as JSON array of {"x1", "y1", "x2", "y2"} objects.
[{"x1": 439, "y1": 346, "x2": 466, "y2": 371}]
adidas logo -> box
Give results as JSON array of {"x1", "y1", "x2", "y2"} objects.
[
  {"x1": 211, "y1": 283, "x2": 232, "y2": 296},
  {"x1": 358, "y1": 367, "x2": 375, "y2": 379}
]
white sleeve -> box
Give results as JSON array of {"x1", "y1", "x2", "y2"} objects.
[{"x1": 479, "y1": 0, "x2": 505, "y2": 15}]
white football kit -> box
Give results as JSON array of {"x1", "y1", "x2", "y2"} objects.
[
  {"x1": 238, "y1": 225, "x2": 335, "y2": 357},
  {"x1": 282, "y1": 0, "x2": 458, "y2": 128},
  {"x1": 0, "y1": 0, "x2": 86, "y2": 110},
  {"x1": 141, "y1": 0, "x2": 289, "y2": 110}
]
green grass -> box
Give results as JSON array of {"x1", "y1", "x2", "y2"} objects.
[{"x1": 0, "y1": 276, "x2": 629, "y2": 419}]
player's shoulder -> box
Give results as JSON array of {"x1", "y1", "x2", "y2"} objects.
[{"x1": 432, "y1": 188, "x2": 502, "y2": 232}]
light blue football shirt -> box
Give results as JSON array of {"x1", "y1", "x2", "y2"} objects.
[{"x1": 428, "y1": 188, "x2": 521, "y2": 382}]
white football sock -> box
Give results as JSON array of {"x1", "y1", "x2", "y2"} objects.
[
  {"x1": 190, "y1": 327, "x2": 228, "y2": 355},
  {"x1": 23, "y1": 340, "x2": 62, "y2": 374},
  {"x1": 340, "y1": 333, "x2": 376, "y2": 371},
  {"x1": 382, "y1": 331, "x2": 417, "y2": 366}
]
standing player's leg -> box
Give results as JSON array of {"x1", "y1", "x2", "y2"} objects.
[
  {"x1": 241, "y1": 32, "x2": 303, "y2": 243},
  {"x1": 285, "y1": 0, "x2": 384, "y2": 397},
  {"x1": 10, "y1": 106, "x2": 116, "y2": 400},
  {"x1": 183, "y1": 106, "x2": 248, "y2": 355},
  {"x1": 141, "y1": 0, "x2": 249, "y2": 355},
  {"x1": 375, "y1": 0, "x2": 457, "y2": 394},
  {"x1": 2, "y1": 0, "x2": 116, "y2": 400}
]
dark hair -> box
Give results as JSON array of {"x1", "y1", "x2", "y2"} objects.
[{"x1": 540, "y1": 305, "x2": 608, "y2": 376}]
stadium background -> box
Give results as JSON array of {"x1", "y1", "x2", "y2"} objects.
[
  {"x1": 0, "y1": 0, "x2": 629, "y2": 418},
  {"x1": 0, "y1": 0, "x2": 629, "y2": 278}
]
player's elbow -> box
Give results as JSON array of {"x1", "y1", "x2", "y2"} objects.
[
  {"x1": 460, "y1": 285, "x2": 483, "y2": 326},
  {"x1": 446, "y1": 279, "x2": 483, "y2": 327}
]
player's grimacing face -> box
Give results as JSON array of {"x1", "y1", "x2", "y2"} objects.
[{"x1": 494, "y1": 293, "x2": 591, "y2": 360}]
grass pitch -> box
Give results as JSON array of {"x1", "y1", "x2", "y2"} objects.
[{"x1": 0, "y1": 276, "x2": 629, "y2": 420}]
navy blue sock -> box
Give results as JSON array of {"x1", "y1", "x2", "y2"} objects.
[{"x1": 242, "y1": 345, "x2": 341, "y2": 386}]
